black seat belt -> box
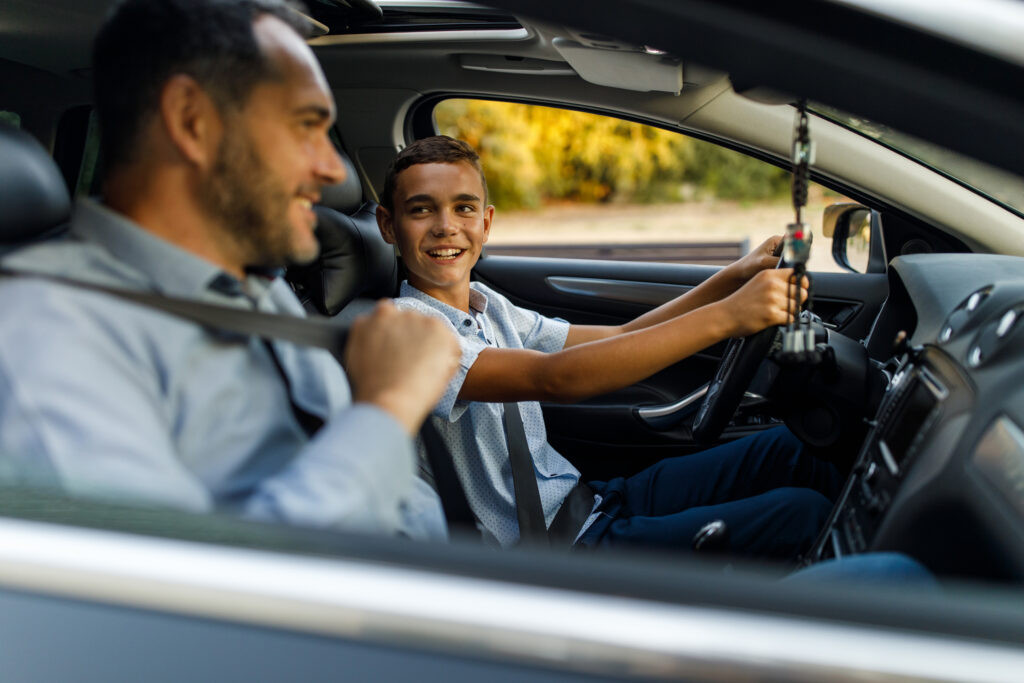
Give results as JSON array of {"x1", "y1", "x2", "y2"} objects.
[
  {"x1": 502, "y1": 401, "x2": 549, "y2": 546},
  {"x1": 0, "y1": 269, "x2": 477, "y2": 533},
  {"x1": 420, "y1": 420, "x2": 475, "y2": 529}
]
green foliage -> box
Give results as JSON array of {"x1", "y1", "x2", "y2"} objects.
[
  {"x1": 434, "y1": 99, "x2": 791, "y2": 210},
  {"x1": 683, "y1": 140, "x2": 791, "y2": 200}
]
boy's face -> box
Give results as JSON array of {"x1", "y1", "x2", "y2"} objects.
[{"x1": 378, "y1": 161, "x2": 493, "y2": 307}]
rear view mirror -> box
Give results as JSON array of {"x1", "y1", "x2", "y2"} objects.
[{"x1": 823, "y1": 203, "x2": 886, "y2": 273}]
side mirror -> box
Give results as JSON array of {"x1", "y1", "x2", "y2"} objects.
[{"x1": 822, "y1": 203, "x2": 886, "y2": 273}]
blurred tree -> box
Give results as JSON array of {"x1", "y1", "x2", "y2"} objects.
[{"x1": 434, "y1": 99, "x2": 789, "y2": 210}]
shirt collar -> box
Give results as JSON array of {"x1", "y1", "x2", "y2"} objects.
[
  {"x1": 71, "y1": 197, "x2": 265, "y2": 301},
  {"x1": 399, "y1": 280, "x2": 489, "y2": 325}
]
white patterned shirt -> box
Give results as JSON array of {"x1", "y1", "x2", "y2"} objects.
[{"x1": 395, "y1": 281, "x2": 601, "y2": 547}]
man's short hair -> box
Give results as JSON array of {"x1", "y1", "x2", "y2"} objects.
[
  {"x1": 93, "y1": 0, "x2": 311, "y2": 170},
  {"x1": 380, "y1": 135, "x2": 489, "y2": 212}
]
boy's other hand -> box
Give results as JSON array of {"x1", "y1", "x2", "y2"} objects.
[
  {"x1": 718, "y1": 268, "x2": 808, "y2": 337},
  {"x1": 728, "y1": 235, "x2": 783, "y2": 283},
  {"x1": 345, "y1": 301, "x2": 460, "y2": 435}
]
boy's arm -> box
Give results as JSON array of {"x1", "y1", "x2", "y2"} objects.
[
  {"x1": 459, "y1": 267, "x2": 804, "y2": 403},
  {"x1": 563, "y1": 236, "x2": 783, "y2": 348}
]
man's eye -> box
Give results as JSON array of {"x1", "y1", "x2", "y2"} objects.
[
  {"x1": 409, "y1": 206, "x2": 430, "y2": 214},
  {"x1": 456, "y1": 205, "x2": 476, "y2": 213}
]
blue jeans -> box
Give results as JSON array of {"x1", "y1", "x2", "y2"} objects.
[
  {"x1": 577, "y1": 427, "x2": 842, "y2": 560},
  {"x1": 788, "y1": 552, "x2": 938, "y2": 586}
]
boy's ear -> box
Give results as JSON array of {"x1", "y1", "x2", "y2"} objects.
[
  {"x1": 482, "y1": 204, "x2": 494, "y2": 243},
  {"x1": 375, "y1": 205, "x2": 396, "y2": 244}
]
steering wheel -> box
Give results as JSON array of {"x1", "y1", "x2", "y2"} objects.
[
  {"x1": 691, "y1": 326, "x2": 780, "y2": 443},
  {"x1": 691, "y1": 244, "x2": 787, "y2": 443}
]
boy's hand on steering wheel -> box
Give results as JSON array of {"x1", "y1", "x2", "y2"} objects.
[
  {"x1": 719, "y1": 268, "x2": 808, "y2": 337},
  {"x1": 728, "y1": 235, "x2": 784, "y2": 284}
]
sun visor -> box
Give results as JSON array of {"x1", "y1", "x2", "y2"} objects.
[{"x1": 552, "y1": 37, "x2": 682, "y2": 94}]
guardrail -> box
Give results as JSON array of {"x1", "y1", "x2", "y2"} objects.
[{"x1": 483, "y1": 238, "x2": 749, "y2": 264}]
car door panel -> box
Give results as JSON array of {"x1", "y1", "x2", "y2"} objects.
[{"x1": 474, "y1": 255, "x2": 887, "y2": 479}]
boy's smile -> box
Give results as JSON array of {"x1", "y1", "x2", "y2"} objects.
[{"x1": 378, "y1": 161, "x2": 493, "y2": 312}]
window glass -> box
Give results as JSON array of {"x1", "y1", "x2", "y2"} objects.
[
  {"x1": 434, "y1": 99, "x2": 856, "y2": 273},
  {"x1": 0, "y1": 110, "x2": 21, "y2": 128}
]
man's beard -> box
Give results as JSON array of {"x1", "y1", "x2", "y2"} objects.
[{"x1": 198, "y1": 126, "x2": 318, "y2": 269}]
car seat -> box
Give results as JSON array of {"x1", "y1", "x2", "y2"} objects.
[
  {"x1": 286, "y1": 151, "x2": 400, "y2": 322},
  {"x1": 0, "y1": 120, "x2": 71, "y2": 249}
]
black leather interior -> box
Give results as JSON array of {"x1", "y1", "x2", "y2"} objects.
[
  {"x1": 0, "y1": 121, "x2": 71, "y2": 244},
  {"x1": 286, "y1": 150, "x2": 400, "y2": 316}
]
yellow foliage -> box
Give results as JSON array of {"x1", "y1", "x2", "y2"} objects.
[
  {"x1": 435, "y1": 99, "x2": 691, "y2": 209},
  {"x1": 434, "y1": 99, "x2": 791, "y2": 210}
]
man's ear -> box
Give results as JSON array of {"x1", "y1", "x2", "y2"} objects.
[
  {"x1": 482, "y1": 204, "x2": 494, "y2": 244},
  {"x1": 158, "y1": 74, "x2": 222, "y2": 169},
  {"x1": 376, "y1": 205, "x2": 396, "y2": 244}
]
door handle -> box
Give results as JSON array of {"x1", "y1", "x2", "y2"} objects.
[{"x1": 636, "y1": 383, "x2": 709, "y2": 430}]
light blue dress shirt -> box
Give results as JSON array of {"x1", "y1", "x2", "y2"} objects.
[
  {"x1": 0, "y1": 198, "x2": 446, "y2": 540},
  {"x1": 395, "y1": 281, "x2": 601, "y2": 547}
]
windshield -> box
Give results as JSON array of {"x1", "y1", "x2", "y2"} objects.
[{"x1": 812, "y1": 104, "x2": 1024, "y2": 216}]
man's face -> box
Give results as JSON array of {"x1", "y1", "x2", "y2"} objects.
[
  {"x1": 379, "y1": 161, "x2": 493, "y2": 306},
  {"x1": 198, "y1": 15, "x2": 345, "y2": 268}
]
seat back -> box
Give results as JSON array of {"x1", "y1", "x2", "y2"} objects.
[
  {"x1": 0, "y1": 121, "x2": 71, "y2": 247},
  {"x1": 286, "y1": 151, "x2": 400, "y2": 317}
]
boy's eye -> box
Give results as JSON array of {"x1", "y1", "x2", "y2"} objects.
[{"x1": 456, "y1": 204, "x2": 476, "y2": 213}]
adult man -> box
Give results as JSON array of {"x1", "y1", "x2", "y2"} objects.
[
  {"x1": 379, "y1": 136, "x2": 842, "y2": 558},
  {"x1": 0, "y1": 0, "x2": 458, "y2": 539}
]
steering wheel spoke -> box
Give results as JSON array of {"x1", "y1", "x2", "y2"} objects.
[{"x1": 692, "y1": 327, "x2": 780, "y2": 442}]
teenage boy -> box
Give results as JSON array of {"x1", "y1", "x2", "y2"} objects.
[{"x1": 377, "y1": 136, "x2": 843, "y2": 558}]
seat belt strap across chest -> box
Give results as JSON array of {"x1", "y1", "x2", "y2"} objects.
[
  {"x1": 0, "y1": 269, "x2": 478, "y2": 531},
  {"x1": 502, "y1": 401, "x2": 549, "y2": 546}
]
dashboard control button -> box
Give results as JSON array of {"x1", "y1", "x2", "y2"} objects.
[{"x1": 997, "y1": 309, "x2": 1018, "y2": 338}]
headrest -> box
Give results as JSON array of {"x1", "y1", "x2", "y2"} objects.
[
  {"x1": 287, "y1": 202, "x2": 399, "y2": 316},
  {"x1": 0, "y1": 121, "x2": 71, "y2": 243},
  {"x1": 319, "y1": 150, "x2": 363, "y2": 214}
]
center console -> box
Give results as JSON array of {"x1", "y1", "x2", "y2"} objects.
[{"x1": 807, "y1": 350, "x2": 955, "y2": 561}]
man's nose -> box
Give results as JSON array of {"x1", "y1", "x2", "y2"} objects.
[{"x1": 315, "y1": 138, "x2": 347, "y2": 186}]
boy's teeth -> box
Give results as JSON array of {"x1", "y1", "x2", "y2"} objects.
[
  {"x1": 429, "y1": 248, "x2": 462, "y2": 257},
  {"x1": 297, "y1": 198, "x2": 312, "y2": 209}
]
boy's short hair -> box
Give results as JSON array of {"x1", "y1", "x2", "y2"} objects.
[
  {"x1": 93, "y1": 0, "x2": 311, "y2": 171},
  {"x1": 380, "y1": 135, "x2": 488, "y2": 212}
]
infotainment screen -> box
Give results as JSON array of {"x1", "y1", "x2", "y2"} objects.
[
  {"x1": 972, "y1": 416, "x2": 1024, "y2": 518},
  {"x1": 882, "y1": 373, "x2": 941, "y2": 467}
]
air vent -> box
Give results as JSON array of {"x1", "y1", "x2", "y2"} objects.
[
  {"x1": 967, "y1": 305, "x2": 1022, "y2": 368},
  {"x1": 939, "y1": 286, "x2": 992, "y2": 343}
]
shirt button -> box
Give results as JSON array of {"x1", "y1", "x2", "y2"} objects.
[{"x1": 463, "y1": 319, "x2": 472, "y2": 327}]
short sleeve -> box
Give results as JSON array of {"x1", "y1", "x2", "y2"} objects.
[{"x1": 482, "y1": 286, "x2": 569, "y2": 353}]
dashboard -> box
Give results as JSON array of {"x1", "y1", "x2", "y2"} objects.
[{"x1": 807, "y1": 254, "x2": 1024, "y2": 582}]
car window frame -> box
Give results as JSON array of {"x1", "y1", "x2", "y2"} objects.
[{"x1": 408, "y1": 93, "x2": 935, "y2": 272}]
